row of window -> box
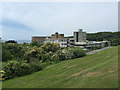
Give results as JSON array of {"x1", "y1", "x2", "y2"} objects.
[
  {"x1": 61, "y1": 43, "x2": 67, "y2": 45},
  {"x1": 48, "y1": 40, "x2": 67, "y2": 42}
]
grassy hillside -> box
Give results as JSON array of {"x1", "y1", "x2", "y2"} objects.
[{"x1": 2, "y1": 46, "x2": 118, "y2": 88}]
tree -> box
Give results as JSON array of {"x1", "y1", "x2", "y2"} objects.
[
  {"x1": 2, "y1": 43, "x2": 25, "y2": 58},
  {"x1": 2, "y1": 48, "x2": 13, "y2": 62},
  {"x1": 41, "y1": 42, "x2": 59, "y2": 53},
  {"x1": 5, "y1": 40, "x2": 17, "y2": 43},
  {"x1": 30, "y1": 41, "x2": 41, "y2": 47},
  {"x1": 24, "y1": 46, "x2": 46, "y2": 63}
]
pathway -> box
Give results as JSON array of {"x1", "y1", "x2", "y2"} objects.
[{"x1": 86, "y1": 46, "x2": 112, "y2": 55}]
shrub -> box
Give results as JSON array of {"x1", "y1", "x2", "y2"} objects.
[
  {"x1": 41, "y1": 42, "x2": 59, "y2": 53},
  {"x1": 41, "y1": 51, "x2": 53, "y2": 63},
  {"x1": 20, "y1": 63, "x2": 31, "y2": 75},
  {"x1": 2, "y1": 48, "x2": 13, "y2": 62},
  {"x1": 2, "y1": 43, "x2": 25, "y2": 58},
  {"x1": 54, "y1": 47, "x2": 86, "y2": 61},
  {"x1": 2, "y1": 61, "x2": 21, "y2": 79},
  {"x1": 30, "y1": 61, "x2": 48, "y2": 72},
  {"x1": 24, "y1": 46, "x2": 46, "y2": 62},
  {"x1": 30, "y1": 62, "x2": 42, "y2": 72},
  {"x1": 69, "y1": 47, "x2": 86, "y2": 58},
  {"x1": 2, "y1": 60, "x2": 48, "y2": 80},
  {"x1": 0, "y1": 70, "x2": 6, "y2": 81},
  {"x1": 54, "y1": 50, "x2": 66, "y2": 61},
  {"x1": 2, "y1": 61, "x2": 32, "y2": 79},
  {"x1": 51, "y1": 55, "x2": 60, "y2": 63},
  {"x1": 30, "y1": 41, "x2": 42, "y2": 47}
]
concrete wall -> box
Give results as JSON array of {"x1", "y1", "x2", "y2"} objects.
[{"x1": 74, "y1": 29, "x2": 86, "y2": 43}]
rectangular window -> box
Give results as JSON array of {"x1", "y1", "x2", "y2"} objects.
[{"x1": 76, "y1": 32, "x2": 78, "y2": 42}]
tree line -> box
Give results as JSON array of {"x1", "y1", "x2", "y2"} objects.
[{"x1": 86, "y1": 31, "x2": 120, "y2": 46}]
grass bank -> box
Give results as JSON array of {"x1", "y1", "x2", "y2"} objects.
[{"x1": 2, "y1": 46, "x2": 118, "y2": 88}]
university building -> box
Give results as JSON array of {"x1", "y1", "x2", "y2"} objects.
[{"x1": 32, "y1": 29, "x2": 111, "y2": 48}]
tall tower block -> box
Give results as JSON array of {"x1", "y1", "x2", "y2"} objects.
[{"x1": 74, "y1": 29, "x2": 86, "y2": 44}]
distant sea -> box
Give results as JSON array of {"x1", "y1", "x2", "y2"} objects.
[{"x1": 2, "y1": 40, "x2": 31, "y2": 44}]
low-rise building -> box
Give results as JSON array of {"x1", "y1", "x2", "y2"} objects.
[
  {"x1": 32, "y1": 29, "x2": 111, "y2": 48},
  {"x1": 32, "y1": 32, "x2": 68, "y2": 47}
]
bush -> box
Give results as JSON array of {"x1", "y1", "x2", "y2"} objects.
[
  {"x1": 24, "y1": 46, "x2": 46, "y2": 62},
  {"x1": 54, "y1": 50, "x2": 66, "y2": 61},
  {"x1": 2, "y1": 60, "x2": 46, "y2": 80},
  {"x1": 2, "y1": 61, "x2": 32, "y2": 79},
  {"x1": 69, "y1": 47, "x2": 86, "y2": 58},
  {"x1": 2, "y1": 61, "x2": 21, "y2": 79},
  {"x1": 30, "y1": 62, "x2": 42, "y2": 72},
  {"x1": 2, "y1": 43, "x2": 25, "y2": 58},
  {"x1": 41, "y1": 42, "x2": 59, "y2": 53},
  {"x1": 30, "y1": 61, "x2": 48, "y2": 72},
  {"x1": 51, "y1": 55, "x2": 60, "y2": 63},
  {"x1": 54, "y1": 47, "x2": 86, "y2": 61},
  {"x1": 41, "y1": 51, "x2": 53, "y2": 63},
  {"x1": 2, "y1": 48, "x2": 13, "y2": 62},
  {"x1": 30, "y1": 41, "x2": 42, "y2": 47},
  {"x1": 20, "y1": 63, "x2": 31, "y2": 75}
]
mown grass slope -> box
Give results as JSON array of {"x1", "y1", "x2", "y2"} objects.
[{"x1": 2, "y1": 46, "x2": 118, "y2": 88}]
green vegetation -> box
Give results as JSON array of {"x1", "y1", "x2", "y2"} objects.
[
  {"x1": 2, "y1": 46, "x2": 118, "y2": 88},
  {"x1": 1, "y1": 42, "x2": 86, "y2": 80},
  {"x1": 30, "y1": 41, "x2": 42, "y2": 47},
  {"x1": 87, "y1": 31, "x2": 120, "y2": 46}
]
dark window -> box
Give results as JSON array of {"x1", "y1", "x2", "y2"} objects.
[{"x1": 76, "y1": 32, "x2": 78, "y2": 42}]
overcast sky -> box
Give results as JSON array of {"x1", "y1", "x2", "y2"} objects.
[{"x1": 1, "y1": 2, "x2": 118, "y2": 40}]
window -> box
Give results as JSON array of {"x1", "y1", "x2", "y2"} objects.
[{"x1": 76, "y1": 32, "x2": 78, "y2": 42}]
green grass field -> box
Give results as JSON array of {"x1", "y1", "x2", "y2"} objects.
[{"x1": 2, "y1": 46, "x2": 118, "y2": 88}]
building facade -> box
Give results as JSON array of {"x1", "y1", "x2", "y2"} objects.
[
  {"x1": 32, "y1": 32, "x2": 68, "y2": 47},
  {"x1": 32, "y1": 29, "x2": 110, "y2": 48},
  {"x1": 73, "y1": 29, "x2": 86, "y2": 47},
  {"x1": 32, "y1": 36, "x2": 46, "y2": 44}
]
